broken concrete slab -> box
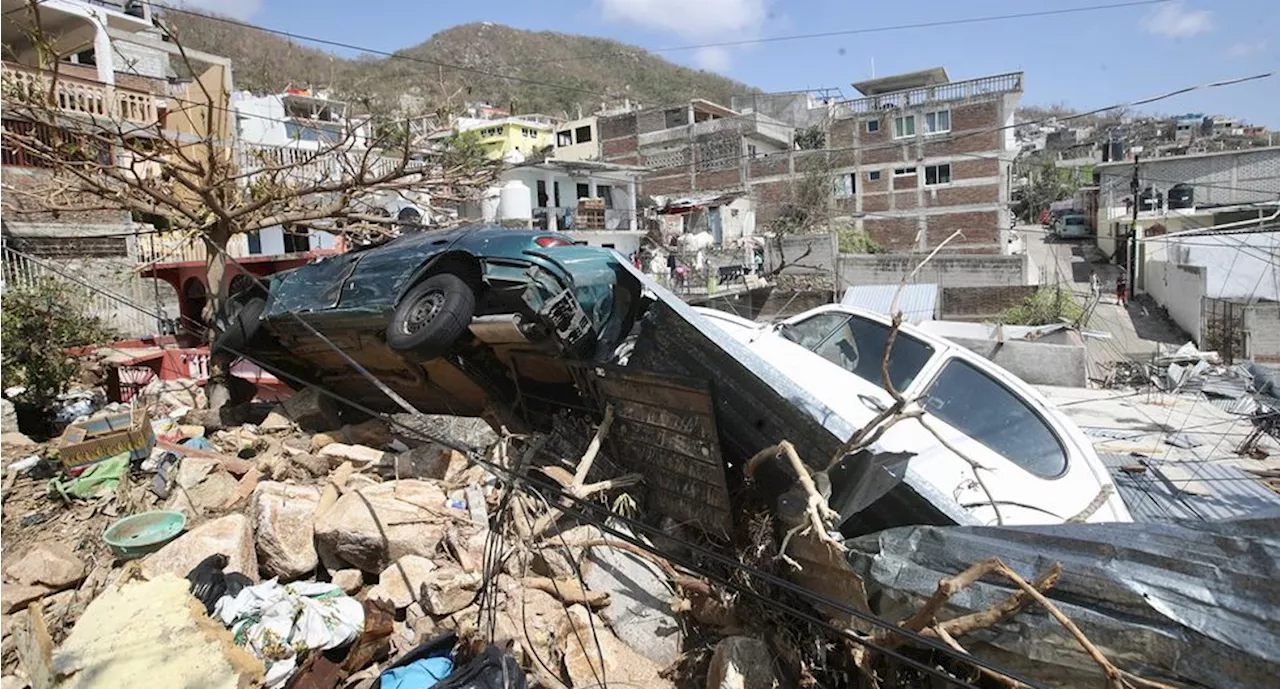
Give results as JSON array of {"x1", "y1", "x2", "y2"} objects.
[
  {"x1": 419, "y1": 565, "x2": 481, "y2": 616},
  {"x1": 4, "y1": 544, "x2": 86, "y2": 591},
  {"x1": 559, "y1": 604, "x2": 671, "y2": 688},
  {"x1": 290, "y1": 454, "x2": 331, "y2": 477},
  {"x1": 313, "y1": 480, "x2": 454, "y2": 574},
  {"x1": 142, "y1": 513, "x2": 258, "y2": 582},
  {"x1": 280, "y1": 387, "x2": 341, "y2": 433},
  {"x1": 707, "y1": 637, "x2": 779, "y2": 689},
  {"x1": 53, "y1": 573, "x2": 264, "y2": 689},
  {"x1": 252, "y1": 481, "x2": 323, "y2": 580},
  {"x1": 318, "y1": 443, "x2": 386, "y2": 468},
  {"x1": 0, "y1": 583, "x2": 49, "y2": 615},
  {"x1": 164, "y1": 457, "x2": 240, "y2": 518},
  {"x1": 366, "y1": 555, "x2": 437, "y2": 610},
  {"x1": 582, "y1": 529, "x2": 683, "y2": 667},
  {"x1": 259, "y1": 408, "x2": 295, "y2": 432},
  {"x1": 385, "y1": 444, "x2": 469, "y2": 481}
]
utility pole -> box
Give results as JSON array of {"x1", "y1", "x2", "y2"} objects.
[{"x1": 1128, "y1": 154, "x2": 1140, "y2": 291}]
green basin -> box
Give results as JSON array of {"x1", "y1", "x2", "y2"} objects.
[{"x1": 103, "y1": 511, "x2": 187, "y2": 560}]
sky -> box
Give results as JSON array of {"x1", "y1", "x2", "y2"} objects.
[{"x1": 181, "y1": 0, "x2": 1279, "y2": 127}]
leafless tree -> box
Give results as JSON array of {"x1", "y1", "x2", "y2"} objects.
[{"x1": 1, "y1": 0, "x2": 498, "y2": 410}]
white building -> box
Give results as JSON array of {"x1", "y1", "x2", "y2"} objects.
[{"x1": 552, "y1": 116, "x2": 599, "y2": 161}]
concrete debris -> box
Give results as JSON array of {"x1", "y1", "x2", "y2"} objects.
[
  {"x1": 279, "y1": 387, "x2": 342, "y2": 432},
  {"x1": 0, "y1": 583, "x2": 50, "y2": 615},
  {"x1": 559, "y1": 604, "x2": 672, "y2": 688},
  {"x1": 385, "y1": 443, "x2": 470, "y2": 481},
  {"x1": 367, "y1": 555, "x2": 438, "y2": 610},
  {"x1": 417, "y1": 564, "x2": 481, "y2": 616},
  {"x1": 142, "y1": 513, "x2": 259, "y2": 583},
  {"x1": 0, "y1": 432, "x2": 37, "y2": 451},
  {"x1": 313, "y1": 480, "x2": 455, "y2": 574},
  {"x1": 164, "y1": 457, "x2": 240, "y2": 518},
  {"x1": 707, "y1": 637, "x2": 780, "y2": 689},
  {"x1": 331, "y1": 569, "x2": 364, "y2": 595},
  {"x1": 289, "y1": 453, "x2": 331, "y2": 477},
  {"x1": 3, "y1": 545, "x2": 86, "y2": 592},
  {"x1": 251, "y1": 481, "x2": 323, "y2": 580},
  {"x1": 259, "y1": 407, "x2": 295, "y2": 431},
  {"x1": 0, "y1": 399, "x2": 16, "y2": 434},
  {"x1": 54, "y1": 574, "x2": 263, "y2": 689},
  {"x1": 310, "y1": 419, "x2": 392, "y2": 453},
  {"x1": 582, "y1": 528, "x2": 684, "y2": 667},
  {"x1": 318, "y1": 442, "x2": 387, "y2": 468}
]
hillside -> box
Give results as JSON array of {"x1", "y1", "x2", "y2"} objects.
[{"x1": 163, "y1": 14, "x2": 757, "y2": 118}]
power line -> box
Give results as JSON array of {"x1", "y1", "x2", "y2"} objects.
[
  {"x1": 148, "y1": 1, "x2": 613, "y2": 99},
  {"x1": 523, "y1": 0, "x2": 1171, "y2": 65}
]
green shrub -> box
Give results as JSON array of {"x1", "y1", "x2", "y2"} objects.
[
  {"x1": 1, "y1": 278, "x2": 116, "y2": 414},
  {"x1": 998, "y1": 286, "x2": 1083, "y2": 326}
]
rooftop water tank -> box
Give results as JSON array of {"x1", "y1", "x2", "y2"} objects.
[
  {"x1": 1167, "y1": 183, "x2": 1194, "y2": 210},
  {"x1": 498, "y1": 179, "x2": 532, "y2": 223}
]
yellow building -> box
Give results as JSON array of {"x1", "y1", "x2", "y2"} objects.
[{"x1": 439, "y1": 115, "x2": 559, "y2": 160}]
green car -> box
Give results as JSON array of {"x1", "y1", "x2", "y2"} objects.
[{"x1": 215, "y1": 224, "x2": 643, "y2": 419}]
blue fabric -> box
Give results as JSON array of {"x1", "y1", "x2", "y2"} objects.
[{"x1": 380, "y1": 656, "x2": 454, "y2": 689}]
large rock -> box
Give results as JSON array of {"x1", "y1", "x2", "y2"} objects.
[
  {"x1": 289, "y1": 454, "x2": 331, "y2": 477},
  {"x1": 366, "y1": 556, "x2": 437, "y2": 610},
  {"x1": 164, "y1": 458, "x2": 240, "y2": 517},
  {"x1": 318, "y1": 443, "x2": 386, "y2": 468},
  {"x1": 280, "y1": 388, "x2": 341, "y2": 433},
  {"x1": 251, "y1": 482, "x2": 322, "y2": 580},
  {"x1": 559, "y1": 605, "x2": 670, "y2": 688},
  {"x1": 331, "y1": 569, "x2": 364, "y2": 595},
  {"x1": 0, "y1": 583, "x2": 49, "y2": 614},
  {"x1": 0, "y1": 398, "x2": 16, "y2": 434},
  {"x1": 142, "y1": 514, "x2": 258, "y2": 582},
  {"x1": 4, "y1": 544, "x2": 85, "y2": 591},
  {"x1": 387, "y1": 444, "x2": 470, "y2": 482},
  {"x1": 313, "y1": 480, "x2": 454, "y2": 574},
  {"x1": 312, "y1": 420, "x2": 392, "y2": 452},
  {"x1": 419, "y1": 564, "x2": 481, "y2": 616},
  {"x1": 582, "y1": 530, "x2": 683, "y2": 667},
  {"x1": 706, "y1": 637, "x2": 779, "y2": 689}
]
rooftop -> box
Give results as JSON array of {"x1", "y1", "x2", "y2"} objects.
[{"x1": 851, "y1": 67, "x2": 950, "y2": 96}]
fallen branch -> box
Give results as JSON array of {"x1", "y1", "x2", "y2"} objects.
[
  {"x1": 531, "y1": 406, "x2": 634, "y2": 537},
  {"x1": 522, "y1": 576, "x2": 610, "y2": 608},
  {"x1": 931, "y1": 623, "x2": 1027, "y2": 689},
  {"x1": 748, "y1": 440, "x2": 844, "y2": 568},
  {"x1": 900, "y1": 558, "x2": 1003, "y2": 634}
]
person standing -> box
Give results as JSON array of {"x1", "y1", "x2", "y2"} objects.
[{"x1": 1115, "y1": 268, "x2": 1128, "y2": 307}]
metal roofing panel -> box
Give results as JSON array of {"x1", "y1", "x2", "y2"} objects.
[
  {"x1": 841, "y1": 283, "x2": 938, "y2": 322},
  {"x1": 1101, "y1": 453, "x2": 1280, "y2": 522}
]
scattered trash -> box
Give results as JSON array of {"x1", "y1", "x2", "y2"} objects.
[
  {"x1": 8, "y1": 455, "x2": 40, "y2": 474},
  {"x1": 48, "y1": 451, "x2": 129, "y2": 500},
  {"x1": 102, "y1": 510, "x2": 187, "y2": 560},
  {"x1": 214, "y1": 579, "x2": 365, "y2": 687},
  {"x1": 186, "y1": 553, "x2": 253, "y2": 614}
]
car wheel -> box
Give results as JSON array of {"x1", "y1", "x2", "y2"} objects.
[
  {"x1": 386, "y1": 273, "x2": 475, "y2": 359},
  {"x1": 212, "y1": 297, "x2": 266, "y2": 355}
]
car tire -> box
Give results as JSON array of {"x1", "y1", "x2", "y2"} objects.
[
  {"x1": 386, "y1": 273, "x2": 475, "y2": 359},
  {"x1": 212, "y1": 297, "x2": 266, "y2": 355}
]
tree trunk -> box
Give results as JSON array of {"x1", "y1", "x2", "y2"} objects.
[{"x1": 204, "y1": 220, "x2": 234, "y2": 413}]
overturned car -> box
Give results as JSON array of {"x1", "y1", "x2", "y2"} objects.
[{"x1": 221, "y1": 223, "x2": 1126, "y2": 536}]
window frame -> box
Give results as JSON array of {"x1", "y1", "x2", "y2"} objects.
[
  {"x1": 893, "y1": 166, "x2": 917, "y2": 177},
  {"x1": 781, "y1": 311, "x2": 936, "y2": 393},
  {"x1": 556, "y1": 130, "x2": 573, "y2": 147},
  {"x1": 866, "y1": 119, "x2": 880, "y2": 133},
  {"x1": 574, "y1": 125, "x2": 592, "y2": 143},
  {"x1": 920, "y1": 358, "x2": 1070, "y2": 479},
  {"x1": 866, "y1": 170, "x2": 882, "y2": 181},
  {"x1": 923, "y1": 109, "x2": 951, "y2": 135},
  {"x1": 893, "y1": 115, "x2": 915, "y2": 139},
  {"x1": 924, "y1": 163, "x2": 952, "y2": 186},
  {"x1": 833, "y1": 173, "x2": 855, "y2": 198}
]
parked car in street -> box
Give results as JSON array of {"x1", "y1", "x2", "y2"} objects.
[
  {"x1": 1051, "y1": 213, "x2": 1092, "y2": 239},
  {"x1": 696, "y1": 303, "x2": 1132, "y2": 526}
]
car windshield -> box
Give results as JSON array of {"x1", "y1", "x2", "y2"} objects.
[
  {"x1": 782, "y1": 312, "x2": 935, "y2": 392},
  {"x1": 1066, "y1": 217, "x2": 1085, "y2": 225}
]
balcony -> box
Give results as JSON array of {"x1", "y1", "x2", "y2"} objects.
[
  {"x1": 1, "y1": 61, "x2": 157, "y2": 126},
  {"x1": 837, "y1": 72, "x2": 1023, "y2": 114},
  {"x1": 639, "y1": 111, "x2": 793, "y2": 148}
]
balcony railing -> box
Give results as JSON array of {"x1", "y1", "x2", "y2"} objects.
[
  {"x1": 235, "y1": 142, "x2": 413, "y2": 186},
  {"x1": 837, "y1": 72, "x2": 1023, "y2": 114},
  {"x1": 1, "y1": 62, "x2": 157, "y2": 125}
]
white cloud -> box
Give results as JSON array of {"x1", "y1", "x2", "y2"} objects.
[
  {"x1": 1228, "y1": 40, "x2": 1268, "y2": 58},
  {"x1": 1141, "y1": 2, "x2": 1214, "y2": 38},
  {"x1": 597, "y1": 0, "x2": 769, "y2": 71},
  {"x1": 174, "y1": 0, "x2": 264, "y2": 20}
]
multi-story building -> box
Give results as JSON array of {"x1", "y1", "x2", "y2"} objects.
[
  {"x1": 433, "y1": 114, "x2": 560, "y2": 160},
  {"x1": 816, "y1": 68, "x2": 1023, "y2": 253},
  {"x1": 552, "y1": 116, "x2": 600, "y2": 161}
]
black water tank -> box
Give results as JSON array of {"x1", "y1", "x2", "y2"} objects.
[
  {"x1": 1139, "y1": 186, "x2": 1162, "y2": 211},
  {"x1": 1168, "y1": 183, "x2": 1194, "y2": 209}
]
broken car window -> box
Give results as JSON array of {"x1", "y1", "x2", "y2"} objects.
[
  {"x1": 784, "y1": 313, "x2": 934, "y2": 392},
  {"x1": 923, "y1": 359, "x2": 1067, "y2": 478}
]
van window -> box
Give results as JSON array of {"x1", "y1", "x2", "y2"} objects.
[
  {"x1": 922, "y1": 360, "x2": 1067, "y2": 477},
  {"x1": 783, "y1": 313, "x2": 934, "y2": 392}
]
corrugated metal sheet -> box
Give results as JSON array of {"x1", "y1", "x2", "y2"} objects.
[
  {"x1": 841, "y1": 283, "x2": 938, "y2": 321},
  {"x1": 1101, "y1": 453, "x2": 1280, "y2": 522}
]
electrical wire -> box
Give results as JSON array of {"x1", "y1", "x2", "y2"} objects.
[{"x1": 2, "y1": 243, "x2": 1042, "y2": 687}]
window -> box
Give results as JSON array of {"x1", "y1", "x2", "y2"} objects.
[
  {"x1": 923, "y1": 110, "x2": 951, "y2": 134},
  {"x1": 664, "y1": 108, "x2": 688, "y2": 129},
  {"x1": 867, "y1": 170, "x2": 882, "y2": 181},
  {"x1": 747, "y1": 144, "x2": 758, "y2": 158},
  {"x1": 282, "y1": 228, "x2": 310, "y2": 254},
  {"x1": 574, "y1": 125, "x2": 592, "y2": 143},
  {"x1": 866, "y1": 119, "x2": 880, "y2": 133},
  {"x1": 556, "y1": 130, "x2": 573, "y2": 147},
  {"x1": 782, "y1": 313, "x2": 935, "y2": 393},
  {"x1": 922, "y1": 360, "x2": 1067, "y2": 477},
  {"x1": 834, "y1": 173, "x2": 854, "y2": 198},
  {"x1": 597, "y1": 184, "x2": 613, "y2": 208},
  {"x1": 924, "y1": 164, "x2": 951, "y2": 185},
  {"x1": 893, "y1": 115, "x2": 915, "y2": 139},
  {"x1": 246, "y1": 231, "x2": 262, "y2": 255},
  {"x1": 576, "y1": 183, "x2": 589, "y2": 200},
  {"x1": 893, "y1": 166, "x2": 917, "y2": 177},
  {"x1": 536, "y1": 180, "x2": 549, "y2": 207}
]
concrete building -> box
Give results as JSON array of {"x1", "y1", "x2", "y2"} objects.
[
  {"x1": 434, "y1": 114, "x2": 559, "y2": 160},
  {"x1": 817, "y1": 68, "x2": 1024, "y2": 253},
  {"x1": 1093, "y1": 146, "x2": 1280, "y2": 258},
  {"x1": 552, "y1": 116, "x2": 599, "y2": 161},
  {"x1": 233, "y1": 89, "x2": 370, "y2": 151}
]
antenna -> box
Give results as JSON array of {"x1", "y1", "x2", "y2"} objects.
[{"x1": 871, "y1": 57, "x2": 876, "y2": 78}]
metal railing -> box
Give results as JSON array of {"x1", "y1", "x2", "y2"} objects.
[
  {"x1": 1, "y1": 62, "x2": 158, "y2": 125},
  {"x1": 837, "y1": 72, "x2": 1023, "y2": 114},
  {"x1": 2, "y1": 244, "x2": 154, "y2": 336}
]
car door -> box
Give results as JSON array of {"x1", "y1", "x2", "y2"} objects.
[{"x1": 889, "y1": 355, "x2": 1106, "y2": 524}]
